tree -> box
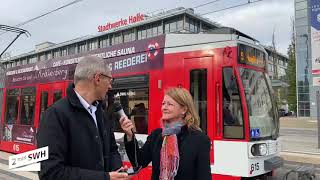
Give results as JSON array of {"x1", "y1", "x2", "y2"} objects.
[{"x1": 286, "y1": 19, "x2": 297, "y2": 113}]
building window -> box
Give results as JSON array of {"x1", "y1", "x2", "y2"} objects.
[
  {"x1": 295, "y1": 1, "x2": 307, "y2": 10},
  {"x1": 164, "y1": 22, "x2": 170, "y2": 33},
  {"x1": 268, "y1": 63, "x2": 274, "y2": 72},
  {"x1": 112, "y1": 33, "x2": 122, "y2": 45},
  {"x1": 61, "y1": 48, "x2": 67, "y2": 56},
  {"x1": 138, "y1": 27, "x2": 147, "y2": 40},
  {"x1": 88, "y1": 40, "x2": 98, "y2": 51},
  {"x1": 152, "y1": 25, "x2": 158, "y2": 36},
  {"x1": 157, "y1": 23, "x2": 163, "y2": 35},
  {"x1": 16, "y1": 60, "x2": 21, "y2": 66},
  {"x1": 296, "y1": 17, "x2": 308, "y2": 27},
  {"x1": 22, "y1": 59, "x2": 28, "y2": 65},
  {"x1": 39, "y1": 54, "x2": 46, "y2": 61},
  {"x1": 53, "y1": 50, "x2": 61, "y2": 58},
  {"x1": 46, "y1": 52, "x2": 52, "y2": 60},
  {"x1": 78, "y1": 42, "x2": 87, "y2": 53},
  {"x1": 68, "y1": 46, "x2": 76, "y2": 55},
  {"x1": 146, "y1": 25, "x2": 152, "y2": 38},
  {"x1": 185, "y1": 17, "x2": 200, "y2": 33},
  {"x1": 29, "y1": 56, "x2": 37, "y2": 64},
  {"x1": 170, "y1": 20, "x2": 177, "y2": 32},
  {"x1": 177, "y1": 18, "x2": 183, "y2": 31},
  {"x1": 296, "y1": 8, "x2": 308, "y2": 19},
  {"x1": 201, "y1": 23, "x2": 211, "y2": 31},
  {"x1": 123, "y1": 29, "x2": 135, "y2": 42},
  {"x1": 99, "y1": 36, "x2": 110, "y2": 48}
]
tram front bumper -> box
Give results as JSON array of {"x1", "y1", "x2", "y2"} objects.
[{"x1": 264, "y1": 156, "x2": 283, "y2": 171}]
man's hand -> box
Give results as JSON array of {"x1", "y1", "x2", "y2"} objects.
[
  {"x1": 109, "y1": 167, "x2": 129, "y2": 180},
  {"x1": 119, "y1": 117, "x2": 135, "y2": 141}
]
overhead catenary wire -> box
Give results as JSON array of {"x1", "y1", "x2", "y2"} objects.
[
  {"x1": 193, "y1": 0, "x2": 222, "y2": 9},
  {"x1": 0, "y1": 0, "x2": 84, "y2": 36},
  {"x1": 200, "y1": 0, "x2": 265, "y2": 16}
]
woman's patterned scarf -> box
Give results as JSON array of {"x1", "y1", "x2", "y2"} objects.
[{"x1": 160, "y1": 121, "x2": 184, "y2": 180}]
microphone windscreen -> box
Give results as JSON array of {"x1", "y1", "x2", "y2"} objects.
[{"x1": 113, "y1": 102, "x2": 123, "y2": 112}]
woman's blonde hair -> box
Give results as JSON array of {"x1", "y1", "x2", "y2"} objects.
[{"x1": 165, "y1": 87, "x2": 201, "y2": 131}]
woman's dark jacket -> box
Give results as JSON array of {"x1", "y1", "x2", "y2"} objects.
[
  {"x1": 125, "y1": 126, "x2": 211, "y2": 180},
  {"x1": 37, "y1": 84, "x2": 122, "y2": 180}
]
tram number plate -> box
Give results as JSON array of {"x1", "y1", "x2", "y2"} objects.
[
  {"x1": 13, "y1": 144, "x2": 20, "y2": 152},
  {"x1": 250, "y1": 162, "x2": 260, "y2": 173}
]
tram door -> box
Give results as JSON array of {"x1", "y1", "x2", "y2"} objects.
[
  {"x1": 183, "y1": 56, "x2": 215, "y2": 163},
  {"x1": 35, "y1": 82, "x2": 67, "y2": 129}
]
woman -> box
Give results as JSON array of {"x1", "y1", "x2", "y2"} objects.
[{"x1": 120, "y1": 87, "x2": 211, "y2": 180}]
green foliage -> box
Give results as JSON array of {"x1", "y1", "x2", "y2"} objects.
[{"x1": 286, "y1": 39, "x2": 297, "y2": 112}]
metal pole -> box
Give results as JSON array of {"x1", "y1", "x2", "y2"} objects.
[
  {"x1": 317, "y1": 91, "x2": 320, "y2": 149},
  {"x1": 0, "y1": 33, "x2": 23, "y2": 58}
]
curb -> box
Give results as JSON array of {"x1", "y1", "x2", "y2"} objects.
[{"x1": 280, "y1": 151, "x2": 320, "y2": 165}]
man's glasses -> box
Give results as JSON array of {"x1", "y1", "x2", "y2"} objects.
[{"x1": 100, "y1": 73, "x2": 114, "y2": 83}]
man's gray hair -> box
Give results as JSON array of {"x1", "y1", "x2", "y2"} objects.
[{"x1": 74, "y1": 56, "x2": 110, "y2": 84}]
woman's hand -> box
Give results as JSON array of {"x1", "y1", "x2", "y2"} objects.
[{"x1": 119, "y1": 117, "x2": 135, "y2": 141}]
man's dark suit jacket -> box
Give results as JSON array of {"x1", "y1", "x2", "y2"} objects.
[{"x1": 37, "y1": 84, "x2": 122, "y2": 180}]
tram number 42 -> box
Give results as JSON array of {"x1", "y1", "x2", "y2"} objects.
[{"x1": 250, "y1": 163, "x2": 260, "y2": 173}]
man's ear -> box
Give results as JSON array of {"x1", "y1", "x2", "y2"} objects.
[{"x1": 93, "y1": 73, "x2": 100, "y2": 84}]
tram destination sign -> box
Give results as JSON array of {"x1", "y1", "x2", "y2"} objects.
[
  {"x1": 238, "y1": 44, "x2": 266, "y2": 69},
  {"x1": 5, "y1": 35, "x2": 165, "y2": 87}
]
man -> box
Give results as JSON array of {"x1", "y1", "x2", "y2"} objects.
[{"x1": 37, "y1": 56, "x2": 128, "y2": 180}]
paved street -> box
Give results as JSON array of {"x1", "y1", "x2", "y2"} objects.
[
  {"x1": 280, "y1": 128, "x2": 320, "y2": 154},
  {"x1": 0, "y1": 117, "x2": 318, "y2": 179},
  {"x1": 280, "y1": 117, "x2": 320, "y2": 155},
  {"x1": 275, "y1": 160, "x2": 320, "y2": 180}
]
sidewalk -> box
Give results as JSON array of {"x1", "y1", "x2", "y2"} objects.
[
  {"x1": 280, "y1": 117, "x2": 318, "y2": 129},
  {"x1": 280, "y1": 117, "x2": 320, "y2": 164},
  {"x1": 0, "y1": 151, "x2": 38, "y2": 180}
]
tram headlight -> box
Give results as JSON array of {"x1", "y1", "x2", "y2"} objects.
[{"x1": 251, "y1": 143, "x2": 267, "y2": 156}]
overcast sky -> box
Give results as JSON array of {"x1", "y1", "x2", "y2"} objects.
[{"x1": 0, "y1": 0, "x2": 294, "y2": 58}]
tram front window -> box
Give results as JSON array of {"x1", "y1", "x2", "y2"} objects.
[{"x1": 239, "y1": 68, "x2": 277, "y2": 140}]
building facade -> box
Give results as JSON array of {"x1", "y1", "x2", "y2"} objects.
[
  {"x1": 294, "y1": 0, "x2": 320, "y2": 117},
  {"x1": 0, "y1": 8, "x2": 219, "y2": 69},
  {"x1": 265, "y1": 47, "x2": 289, "y2": 109}
]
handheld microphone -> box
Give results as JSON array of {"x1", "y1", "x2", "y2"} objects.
[
  {"x1": 112, "y1": 102, "x2": 128, "y2": 119},
  {"x1": 113, "y1": 102, "x2": 140, "y2": 169},
  {"x1": 113, "y1": 102, "x2": 136, "y2": 132}
]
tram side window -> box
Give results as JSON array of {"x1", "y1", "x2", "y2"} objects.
[
  {"x1": 0, "y1": 89, "x2": 3, "y2": 122},
  {"x1": 108, "y1": 75, "x2": 149, "y2": 134},
  {"x1": 5, "y1": 89, "x2": 20, "y2": 124},
  {"x1": 190, "y1": 69, "x2": 207, "y2": 132},
  {"x1": 39, "y1": 92, "x2": 49, "y2": 122},
  {"x1": 20, "y1": 87, "x2": 36, "y2": 125},
  {"x1": 222, "y1": 67, "x2": 244, "y2": 139},
  {"x1": 53, "y1": 90, "x2": 63, "y2": 103}
]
